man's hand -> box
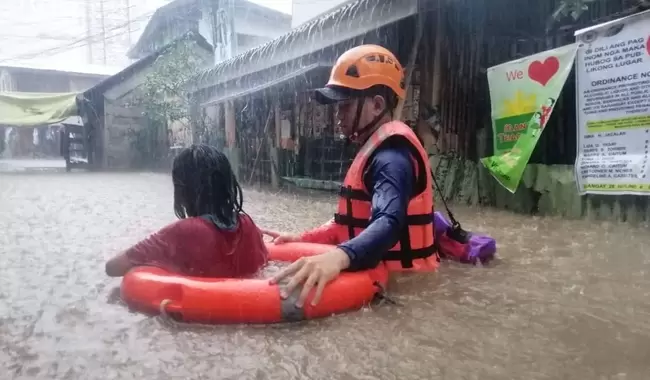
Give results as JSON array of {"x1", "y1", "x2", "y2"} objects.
[
  {"x1": 269, "y1": 248, "x2": 351, "y2": 307},
  {"x1": 259, "y1": 228, "x2": 301, "y2": 244}
]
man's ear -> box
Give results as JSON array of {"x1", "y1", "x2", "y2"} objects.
[{"x1": 372, "y1": 95, "x2": 387, "y2": 114}]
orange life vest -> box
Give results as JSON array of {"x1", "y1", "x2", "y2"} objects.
[{"x1": 333, "y1": 120, "x2": 439, "y2": 272}]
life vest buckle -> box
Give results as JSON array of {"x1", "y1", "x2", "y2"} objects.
[{"x1": 448, "y1": 222, "x2": 471, "y2": 244}]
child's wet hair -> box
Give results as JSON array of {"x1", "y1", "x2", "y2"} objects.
[{"x1": 171, "y1": 144, "x2": 244, "y2": 227}]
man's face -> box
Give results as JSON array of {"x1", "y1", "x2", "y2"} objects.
[{"x1": 334, "y1": 96, "x2": 386, "y2": 142}]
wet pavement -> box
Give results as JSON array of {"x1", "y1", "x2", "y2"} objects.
[
  {"x1": 0, "y1": 159, "x2": 66, "y2": 173},
  {"x1": 1, "y1": 170, "x2": 649, "y2": 380}
]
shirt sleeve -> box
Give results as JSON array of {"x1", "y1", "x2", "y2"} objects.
[
  {"x1": 337, "y1": 144, "x2": 414, "y2": 271},
  {"x1": 123, "y1": 219, "x2": 197, "y2": 273}
]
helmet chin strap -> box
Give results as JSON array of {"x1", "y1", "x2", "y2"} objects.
[{"x1": 348, "y1": 98, "x2": 390, "y2": 144}]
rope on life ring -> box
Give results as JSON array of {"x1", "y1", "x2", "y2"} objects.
[
  {"x1": 157, "y1": 299, "x2": 182, "y2": 327},
  {"x1": 159, "y1": 299, "x2": 172, "y2": 316},
  {"x1": 372, "y1": 281, "x2": 402, "y2": 307}
]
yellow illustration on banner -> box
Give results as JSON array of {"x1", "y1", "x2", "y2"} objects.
[{"x1": 501, "y1": 90, "x2": 537, "y2": 118}]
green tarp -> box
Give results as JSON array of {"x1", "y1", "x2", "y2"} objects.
[{"x1": 0, "y1": 92, "x2": 79, "y2": 127}]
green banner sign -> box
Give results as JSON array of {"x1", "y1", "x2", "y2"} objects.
[{"x1": 481, "y1": 44, "x2": 578, "y2": 193}]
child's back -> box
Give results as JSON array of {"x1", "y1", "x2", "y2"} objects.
[
  {"x1": 122, "y1": 214, "x2": 267, "y2": 278},
  {"x1": 105, "y1": 144, "x2": 267, "y2": 278}
]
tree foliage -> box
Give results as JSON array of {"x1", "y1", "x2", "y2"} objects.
[
  {"x1": 136, "y1": 37, "x2": 206, "y2": 125},
  {"x1": 546, "y1": 0, "x2": 600, "y2": 34},
  {"x1": 547, "y1": 0, "x2": 649, "y2": 35},
  {"x1": 127, "y1": 36, "x2": 207, "y2": 168},
  {"x1": 552, "y1": 0, "x2": 598, "y2": 22}
]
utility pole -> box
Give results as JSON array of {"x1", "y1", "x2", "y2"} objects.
[
  {"x1": 214, "y1": 0, "x2": 236, "y2": 64},
  {"x1": 225, "y1": 0, "x2": 236, "y2": 59},
  {"x1": 99, "y1": 0, "x2": 107, "y2": 64},
  {"x1": 85, "y1": 0, "x2": 93, "y2": 63}
]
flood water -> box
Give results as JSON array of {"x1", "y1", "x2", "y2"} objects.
[{"x1": 1, "y1": 171, "x2": 649, "y2": 379}]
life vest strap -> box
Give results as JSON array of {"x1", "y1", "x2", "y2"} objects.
[
  {"x1": 399, "y1": 224, "x2": 413, "y2": 268},
  {"x1": 382, "y1": 243, "x2": 438, "y2": 263},
  {"x1": 344, "y1": 185, "x2": 356, "y2": 239},
  {"x1": 338, "y1": 186, "x2": 371, "y2": 201},
  {"x1": 404, "y1": 214, "x2": 433, "y2": 225},
  {"x1": 334, "y1": 213, "x2": 432, "y2": 229},
  {"x1": 334, "y1": 213, "x2": 370, "y2": 228}
]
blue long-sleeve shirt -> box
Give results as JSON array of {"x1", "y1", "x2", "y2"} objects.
[{"x1": 337, "y1": 141, "x2": 415, "y2": 271}]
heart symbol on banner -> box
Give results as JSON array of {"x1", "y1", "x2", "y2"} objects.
[
  {"x1": 646, "y1": 36, "x2": 650, "y2": 56},
  {"x1": 528, "y1": 56, "x2": 560, "y2": 86}
]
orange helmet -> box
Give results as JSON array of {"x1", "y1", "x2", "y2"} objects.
[{"x1": 315, "y1": 45, "x2": 405, "y2": 104}]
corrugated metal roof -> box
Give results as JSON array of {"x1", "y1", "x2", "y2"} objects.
[
  {"x1": 194, "y1": 0, "x2": 419, "y2": 90},
  {"x1": 202, "y1": 62, "x2": 331, "y2": 105},
  {"x1": 0, "y1": 61, "x2": 120, "y2": 77}
]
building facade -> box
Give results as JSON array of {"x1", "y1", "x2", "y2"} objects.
[
  {"x1": 189, "y1": 0, "x2": 650, "y2": 222},
  {"x1": 0, "y1": 63, "x2": 114, "y2": 93},
  {"x1": 0, "y1": 62, "x2": 113, "y2": 160},
  {"x1": 82, "y1": 33, "x2": 213, "y2": 170},
  {"x1": 128, "y1": 0, "x2": 291, "y2": 64}
]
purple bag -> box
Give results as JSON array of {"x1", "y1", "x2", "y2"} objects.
[{"x1": 433, "y1": 212, "x2": 497, "y2": 265}]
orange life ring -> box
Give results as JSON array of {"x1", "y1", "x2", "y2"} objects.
[
  {"x1": 265, "y1": 241, "x2": 337, "y2": 262},
  {"x1": 120, "y1": 242, "x2": 389, "y2": 324}
]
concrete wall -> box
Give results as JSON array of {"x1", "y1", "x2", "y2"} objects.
[
  {"x1": 197, "y1": 2, "x2": 291, "y2": 63},
  {"x1": 101, "y1": 66, "x2": 163, "y2": 169},
  {"x1": 197, "y1": 6, "x2": 289, "y2": 48},
  {"x1": 13, "y1": 72, "x2": 72, "y2": 93},
  {"x1": 291, "y1": 0, "x2": 350, "y2": 28},
  {"x1": 0, "y1": 69, "x2": 15, "y2": 92},
  {"x1": 103, "y1": 98, "x2": 146, "y2": 169},
  {"x1": 138, "y1": 18, "x2": 200, "y2": 60},
  {"x1": 234, "y1": 9, "x2": 291, "y2": 39}
]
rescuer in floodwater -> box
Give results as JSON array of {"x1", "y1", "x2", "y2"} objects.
[{"x1": 262, "y1": 45, "x2": 438, "y2": 308}]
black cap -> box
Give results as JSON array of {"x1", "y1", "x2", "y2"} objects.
[{"x1": 314, "y1": 85, "x2": 354, "y2": 105}]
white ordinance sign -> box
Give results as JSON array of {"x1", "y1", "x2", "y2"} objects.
[{"x1": 575, "y1": 11, "x2": 650, "y2": 195}]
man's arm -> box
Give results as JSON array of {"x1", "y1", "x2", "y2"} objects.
[
  {"x1": 298, "y1": 219, "x2": 341, "y2": 244},
  {"x1": 337, "y1": 145, "x2": 414, "y2": 271}
]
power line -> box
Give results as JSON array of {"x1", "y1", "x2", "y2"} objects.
[
  {"x1": 0, "y1": 3, "x2": 140, "y2": 28},
  {"x1": 0, "y1": 10, "x2": 154, "y2": 63},
  {"x1": 0, "y1": 0, "x2": 211, "y2": 63},
  {"x1": 6, "y1": 24, "x2": 148, "y2": 63},
  {"x1": 0, "y1": 0, "x2": 298, "y2": 64},
  {"x1": 0, "y1": 2, "x2": 150, "y2": 59}
]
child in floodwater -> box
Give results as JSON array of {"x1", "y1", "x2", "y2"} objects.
[{"x1": 105, "y1": 144, "x2": 268, "y2": 278}]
